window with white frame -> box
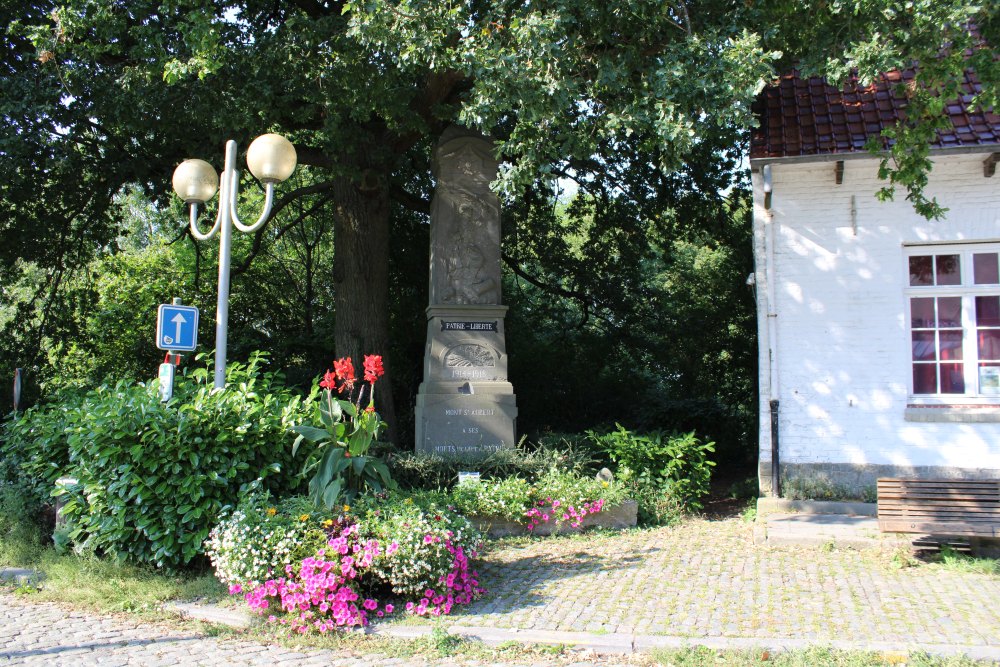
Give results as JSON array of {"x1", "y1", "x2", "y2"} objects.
[{"x1": 906, "y1": 244, "x2": 1000, "y2": 399}]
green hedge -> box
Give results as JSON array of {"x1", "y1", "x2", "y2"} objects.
[{"x1": 1, "y1": 353, "x2": 313, "y2": 569}]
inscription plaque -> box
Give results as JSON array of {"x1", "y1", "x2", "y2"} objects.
[{"x1": 442, "y1": 320, "x2": 498, "y2": 332}]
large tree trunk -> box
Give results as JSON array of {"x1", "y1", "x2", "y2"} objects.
[{"x1": 330, "y1": 171, "x2": 399, "y2": 445}]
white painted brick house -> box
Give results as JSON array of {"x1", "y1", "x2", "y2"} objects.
[{"x1": 750, "y1": 70, "x2": 1000, "y2": 496}]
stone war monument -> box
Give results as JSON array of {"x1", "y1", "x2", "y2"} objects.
[{"x1": 415, "y1": 126, "x2": 518, "y2": 457}]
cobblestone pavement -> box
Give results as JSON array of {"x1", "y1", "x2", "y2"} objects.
[
  {"x1": 3, "y1": 517, "x2": 1000, "y2": 665},
  {"x1": 422, "y1": 518, "x2": 1000, "y2": 647},
  {"x1": 0, "y1": 595, "x2": 642, "y2": 666}
]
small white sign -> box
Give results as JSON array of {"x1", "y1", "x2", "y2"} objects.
[
  {"x1": 158, "y1": 362, "x2": 175, "y2": 402},
  {"x1": 458, "y1": 471, "x2": 481, "y2": 485},
  {"x1": 980, "y1": 366, "x2": 1000, "y2": 395}
]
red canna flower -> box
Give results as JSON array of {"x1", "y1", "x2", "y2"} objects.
[
  {"x1": 333, "y1": 357, "x2": 355, "y2": 382},
  {"x1": 333, "y1": 357, "x2": 356, "y2": 394},
  {"x1": 363, "y1": 355, "x2": 384, "y2": 383},
  {"x1": 319, "y1": 370, "x2": 337, "y2": 391}
]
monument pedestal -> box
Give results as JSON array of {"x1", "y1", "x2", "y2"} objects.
[{"x1": 415, "y1": 305, "x2": 518, "y2": 457}]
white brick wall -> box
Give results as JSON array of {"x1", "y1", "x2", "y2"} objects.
[{"x1": 753, "y1": 152, "x2": 1000, "y2": 471}]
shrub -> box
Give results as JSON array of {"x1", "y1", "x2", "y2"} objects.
[
  {"x1": 1, "y1": 387, "x2": 88, "y2": 497},
  {"x1": 0, "y1": 478, "x2": 50, "y2": 565},
  {"x1": 589, "y1": 424, "x2": 715, "y2": 510},
  {"x1": 388, "y1": 437, "x2": 601, "y2": 491},
  {"x1": 9, "y1": 353, "x2": 313, "y2": 569},
  {"x1": 625, "y1": 484, "x2": 686, "y2": 526}
]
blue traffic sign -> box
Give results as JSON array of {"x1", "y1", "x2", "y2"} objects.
[{"x1": 156, "y1": 304, "x2": 200, "y2": 352}]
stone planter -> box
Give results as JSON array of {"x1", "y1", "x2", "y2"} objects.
[{"x1": 471, "y1": 500, "x2": 638, "y2": 538}]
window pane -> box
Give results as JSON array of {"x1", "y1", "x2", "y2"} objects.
[
  {"x1": 936, "y1": 255, "x2": 961, "y2": 285},
  {"x1": 913, "y1": 364, "x2": 937, "y2": 394},
  {"x1": 940, "y1": 363, "x2": 965, "y2": 393},
  {"x1": 910, "y1": 298, "x2": 935, "y2": 328},
  {"x1": 937, "y1": 297, "x2": 962, "y2": 327},
  {"x1": 940, "y1": 331, "x2": 964, "y2": 360},
  {"x1": 978, "y1": 330, "x2": 1000, "y2": 361},
  {"x1": 976, "y1": 296, "x2": 1000, "y2": 327},
  {"x1": 909, "y1": 255, "x2": 933, "y2": 286},
  {"x1": 974, "y1": 253, "x2": 999, "y2": 285},
  {"x1": 912, "y1": 331, "x2": 936, "y2": 360}
]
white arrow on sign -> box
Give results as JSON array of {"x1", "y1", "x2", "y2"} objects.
[{"x1": 171, "y1": 313, "x2": 187, "y2": 344}]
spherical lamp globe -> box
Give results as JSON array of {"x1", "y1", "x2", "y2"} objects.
[
  {"x1": 172, "y1": 159, "x2": 219, "y2": 204},
  {"x1": 246, "y1": 133, "x2": 297, "y2": 183}
]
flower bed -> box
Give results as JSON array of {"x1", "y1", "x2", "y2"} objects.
[
  {"x1": 449, "y1": 471, "x2": 633, "y2": 537},
  {"x1": 206, "y1": 491, "x2": 485, "y2": 634},
  {"x1": 471, "y1": 499, "x2": 639, "y2": 538}
]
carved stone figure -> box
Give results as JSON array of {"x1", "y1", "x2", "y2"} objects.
[{"x1": 429, "y1": 127, "x2": 501, "y2": 306}]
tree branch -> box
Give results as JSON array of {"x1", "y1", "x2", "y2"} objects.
[
  {"x1": 391, "y1": 184, "x2": 431, "y2": 214},
  {"x1": 231, "y1": 190, "x2": 335, "y2": 276}
]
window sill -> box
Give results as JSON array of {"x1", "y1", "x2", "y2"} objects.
[{"x1": 905, "y1": 405, "x2": 1000, "y2": 422}]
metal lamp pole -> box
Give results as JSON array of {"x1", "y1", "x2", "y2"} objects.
[{"x1": 171, "y1": 134, "x2": 297, "y2": 389}]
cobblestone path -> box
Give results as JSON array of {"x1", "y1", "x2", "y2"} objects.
[
  {"x1": 0, "y1": 595, "x2": 637, "y2": 666},
  {"x1": 3, "y1": 517, "x2": 1000, "y2": 665},
  {"x1": 438, "y1": 519, "x2": 1000, "y2": 647}
]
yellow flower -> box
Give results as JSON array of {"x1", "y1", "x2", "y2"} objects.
[
  {"x1": 299, "y1": 514, "x2": 310, "y2": 521},
  {"x1": 321, "y1": 519, "x2": 333, "y2": 528},
  {"x1": 601, "y1": 481, "x2": 609, "y2": 488},
  {"x1": 404, "y1": 498, "x2": 413, "y2": 505},
  {"x1": 342, "y1": 505, "x2": 351, "y2": 513},
  {"x1": 266, "y1": 507, "x2": 277, "y2": 516}
]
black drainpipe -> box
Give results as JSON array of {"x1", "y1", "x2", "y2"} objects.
[{"x1": 769, "y1": 399, "x2": 780, "y2": 497}]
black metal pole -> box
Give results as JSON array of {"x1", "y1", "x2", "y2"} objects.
[{"x1": 769, "y1": 399, "x2": 780, "y2": 497}]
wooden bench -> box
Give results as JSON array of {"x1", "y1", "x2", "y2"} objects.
[{"x1": 877, "y1": 478, "x2": 1000, "y2": 537}]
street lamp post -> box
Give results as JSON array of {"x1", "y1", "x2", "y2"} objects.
[{"x1": 171, "y1": 134, "x2": 297, "y2": 389}]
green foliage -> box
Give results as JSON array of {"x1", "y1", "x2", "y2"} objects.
[
  {"x1": 727, "y1": 477, "x2": 760, "y2": 501},
  {"x1": 6, "y1": 353, "x2": 310, "y2": 569},
  {"x1": 532, "y1": 470, "x2": 628, "y2": 512},
  {"x1": 387, "y1": 438, "x2": 602, "y2": 491},
  {"x1": 932, "y1": 546, "x2": 1000, "y2": 576},
  {"x1": 0, "y1": 479, "x2": 50, "y2": 565},
  {"x1": 450, "y1": 477, "x2": 532, "y2": 522},
  {"x1": 292, "y1": 378, "x2": 395, "y2": 510},
  {"x1": 625, "y1": 485, "x2": 687, "y2": 527},
  {"x1": 449, "y1": 471, "x2": 627, "y2": 528},
  {"x1": 506, "y1": 192, "x2": 758, "y2": 466},
  {"x1": 589, "y1": 425, "x2": 716, "y2": 511}
]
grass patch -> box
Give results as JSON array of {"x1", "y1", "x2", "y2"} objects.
[
  {"x1": 929, "y1": 546, "x2": 1000, "y2": 576},
  {"x1": 1, "y1": 535, "x2": 227, "y2": 617},
  {"x1": 650, "y1": 646, "x2": 992, "y2": 666}
]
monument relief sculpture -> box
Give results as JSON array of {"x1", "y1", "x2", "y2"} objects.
[{"x1": 428, "y1": 130, "x2": 502, "y2": 307}]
